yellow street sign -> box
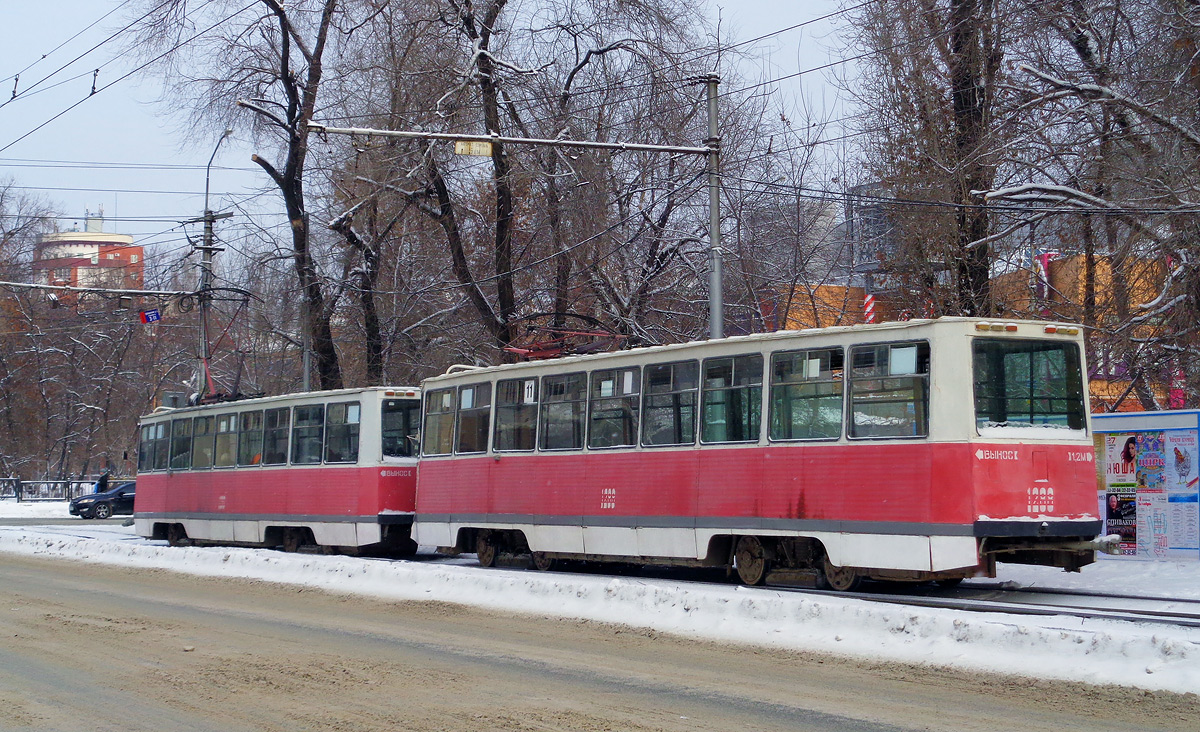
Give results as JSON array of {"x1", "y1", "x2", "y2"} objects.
[{"x1": 454, "y1": 141, "x2": 493, "y2": 157}]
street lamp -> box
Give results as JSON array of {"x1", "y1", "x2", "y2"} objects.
[{"x1": 205, "y1": 128, "x2": 234, "y2": 215}]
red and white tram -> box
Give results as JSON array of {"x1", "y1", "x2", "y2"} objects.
[
  {"x1": 134, "y1": 387, "x2": 422, "y2": 553},
  {"x1": 413, "y1": 318, "x2": 1108, "y2": 588}
]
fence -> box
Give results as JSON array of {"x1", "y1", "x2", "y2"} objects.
[{"x1": 0, "y1": 479, "x2": 115, "y2": 502}]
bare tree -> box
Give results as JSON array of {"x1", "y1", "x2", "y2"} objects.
[{"x1": 131, "y1": 0, "x2": 354, "y2": 389}]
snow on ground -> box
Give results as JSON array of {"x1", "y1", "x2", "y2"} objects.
[
  {"x1": 2, "y1": 499, "x2": 1198, "y2": 694},
  {"x1": 0, "y1": 500, "x2": 77, "y2": 519}
]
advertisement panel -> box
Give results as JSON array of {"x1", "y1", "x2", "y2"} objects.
[{"x1": 1094, "y1": 412, "x2": 1200, "y2": 561}]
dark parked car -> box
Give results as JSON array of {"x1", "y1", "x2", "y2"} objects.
[{"x1": 69, "y1": 482, "x2": 136, "y2": 519}]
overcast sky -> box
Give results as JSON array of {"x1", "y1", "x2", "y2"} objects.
[{"x1": 0, "y1": 1, "x2": 849, "y2": 260}]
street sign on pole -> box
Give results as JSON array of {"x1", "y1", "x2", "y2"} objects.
[{"x1": 454, "y1": 140, "x2": 493, "y2": 157}]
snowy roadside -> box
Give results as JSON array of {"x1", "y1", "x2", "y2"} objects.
[
  {"x1": 0, "y1": 499, "x2": 78, "y2": 519},
  {"x1": 2, "y1": 503, "x2": 1198, "y2": 695}
]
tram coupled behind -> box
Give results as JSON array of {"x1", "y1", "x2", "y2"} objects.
[{"x1": 134, "y1": 387, "x2": 421, "y2": 554}]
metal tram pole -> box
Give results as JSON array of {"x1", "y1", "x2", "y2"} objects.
[
  {"x1": 308, "y1": 80, "x2": 727, "y2": 339},
  {"x1": 193, "y1": 129, "x2": 234, "y2": 401},
  {"x1": 702, "y1": 74, "x2": 723, "y2": 340}
]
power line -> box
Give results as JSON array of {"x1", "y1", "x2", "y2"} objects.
[
  {"x1": 0, "y1": 0, "x2": 137, "y2": 85},
  {"x1": 0, "y1": 1, "x2": 257, "y2": 155},
  {"x1": 0, "y1": 156, "x2": 257, "y2": 172},
  {"x1": 0, "y1": 0, "x2": 183, "y2": 112}
]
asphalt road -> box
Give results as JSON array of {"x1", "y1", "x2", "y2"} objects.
[{"x1": 0, "y1": 554, "x2": 1197, "y2": 732}]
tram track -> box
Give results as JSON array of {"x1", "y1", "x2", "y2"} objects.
[{"x1": 790, "y1": 582, "x2": 1200, "y2": 629}]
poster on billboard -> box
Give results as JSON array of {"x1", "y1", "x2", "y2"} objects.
[
  {"x1": 1164, "y1": 430, "x2": 1200, "y2": 557},
  {"x1": 1103, "y1": 433, "x2": 1139, "y2": 556},
  {"x1": 1136, "y1": 432, "x2": 1166, "y2": 491},
  {"x1": 1136, "y1": 491, "x2": 1169, "y2": 559}
]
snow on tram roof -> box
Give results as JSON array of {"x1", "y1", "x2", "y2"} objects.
[
  {"x1": 139, "y1": 385, "x2": 420, "y2": 422},
  {"x1": 424, "y1": 316, "x2": 1082, "y2": 385}
]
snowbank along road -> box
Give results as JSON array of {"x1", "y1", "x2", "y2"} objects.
[{"x1": 2, "y1": 553, "x2": 1199, "y2": 732}]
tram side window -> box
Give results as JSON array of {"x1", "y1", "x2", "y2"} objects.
[
  {"x1": 137, "y1": 426, "x2": 152, "y2": 471},
  {"x1": 423, "y1": 389, "x2": 456, "y2": 456},
  {"x1": 238, "y1": 411, "x2": 264, "y2": 465},
  {"x1": 191, "y1": 416, "x2": 216, "y2": 469},
  {"x1": 540, "y1": 372, "x2": 587, "y2": 450},
  {"x1": 138, "y1": 423, "x2": 169, "y2": 472},
  {"x1": 382, "y1": 399, "x2": 421, "y2": 458},
  {"x1": 642, "y1": 360, "x2": 699, "y2": 446},
  {"x1": 589, "y1": 367, "x2": 640, "y2": 448},
  {"x1": 291, "y1": 405, "x2": 325, "y2": 464},
  {"x1": 169, "y1": 418, "x2": 192, "y2": 470},
  {"x1": 152, "y1": 421, "x2": 169, "y2": 470},
  {"x1": 495, "y1": 378, "x2": 538, "y2": 452},
  {"x1": 702, "y1": 355, "x2": 762, "y2": 443},
  {"x1": 849, "y1": 342, "x2": 930, "y2": 438},
  {"x1": 325, "y1": 402, "x2": 361, "y2": 463},
  {"x1": 261, "y1": 408, "x2": 290, "y2": 465},
  {"x1": 455, "y1": 384, "x2": 491, "y2": 454},
  {"x1": 214, "y1": 413, "x2": 237, "y2": 467},
  {"x1": 137, "y1": 425, "x2": 151, "y2": 471},
  {"x1": 769, "y1": 348, "x2": 844, "y2": 441}
]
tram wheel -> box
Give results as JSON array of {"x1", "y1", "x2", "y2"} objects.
[
  {"x1": 531, "y1": 551, "x2": 556, "y2": 572},
  {"x1": 734, "y1": 536, "x2": 768, "y2": 586},
  {"x1": 281, "y1": 528, "x2": 304, "y2": 553},
  {"x1": 818, "y1": 555, "x2": 861, "y2": 592},
  {"x1": 935, "y1": 577, "x2": 964, "y2": 588},
  {"x1": 166, "y1": 524, "x2": 191, "y2": 547},
  {"x1": 476, "y1": 531, "x2": 497, "y2": 568}
]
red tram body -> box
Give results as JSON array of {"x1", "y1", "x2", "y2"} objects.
[
  {"x1": 413, "y1": 319, "x2": 1104, "y2": 586},
  {"x1": 134, "y1": 387, "x2": 421, "y2": 551}
]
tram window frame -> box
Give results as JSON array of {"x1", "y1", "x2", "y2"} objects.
[
  {"x1": 237, "y1": 410, "x2": 264, "y2": 466},
  {"x1": 261, "y1": 407, "x2": 290, "y2": 465},
  {"x1": 191, "y1": 415, "x2": 216, "y2": 469},
  {"x1": 588, "y1": 367, "x2": 640, "y2": 449},
  {"x1": 213, "y1": 413, "x2": 238, "y2": 468},
  {"x1": 642, "y1": 360, "x2": 700, "y2": 447},
  {"x1": 169, "y1": 418, "x2": 192, "y2": 470},
  {"x1": 151, "y1": 421, "x2": 169, "y2": 470},
  {"x1": 422, "y1": 389, "x2": 456, "y2": 456},
  {"x1": 540, "y1": 372, "x2": 587, "y2": 451},
  {"x1": 382, "y1": 399, "x2": 421, "y2": 458},
  {"x1": 454, "y1": 383, "x2": 492, "y2": 454},
  {"x1": 291, "y1": 404, "x2": 325, "y2": 464},
  {"x1": 137, "y1": 425, "x2": 153, "y2": 472},
  {"x1": 494, "y1": 378, "x2": 538, "y2": 452},
  {"x1": 972, "y1": 339, "x2": 1086, "y2": 431},
  {"x1": 138, "y1": 423, "x2": 169, "y2": 472},
  {"x1": 848, "y1": 341, "x2": 930, "y2": 439},
  {"x1": 701, "y1": 355, "x2": 763, "y2": 444},
  {"x1": 325, "y1": 401, "x2": 361, "y2": 463},
  {"x1": 768, "y1": 348, "x2": 845, "y2": 442}
]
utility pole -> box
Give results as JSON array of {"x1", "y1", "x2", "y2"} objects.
[
  {"x1": 703, "y1": 74, "x2": 723, "y2": 340},
  {"x1": 309, "y1": 81, "x2": 727, "y2": 340},
  {"x1": 193, "y1": 129, "x2": 234, "y2": 402}
]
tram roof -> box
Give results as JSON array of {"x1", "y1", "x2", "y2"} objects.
[
  {"x1": 139, "y1": 385, "x2": 420, "y2": 422},
  {"x1": 424, "y1": 316, "x2": 1083, "y2": 386}
]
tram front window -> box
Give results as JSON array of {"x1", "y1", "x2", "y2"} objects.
[
  {"x1": 382, "y1": 399, "x2": 421, "y2": 457},
  {"x1": 973, "y1": 339, "x2": 1086, "y2": 433}
]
